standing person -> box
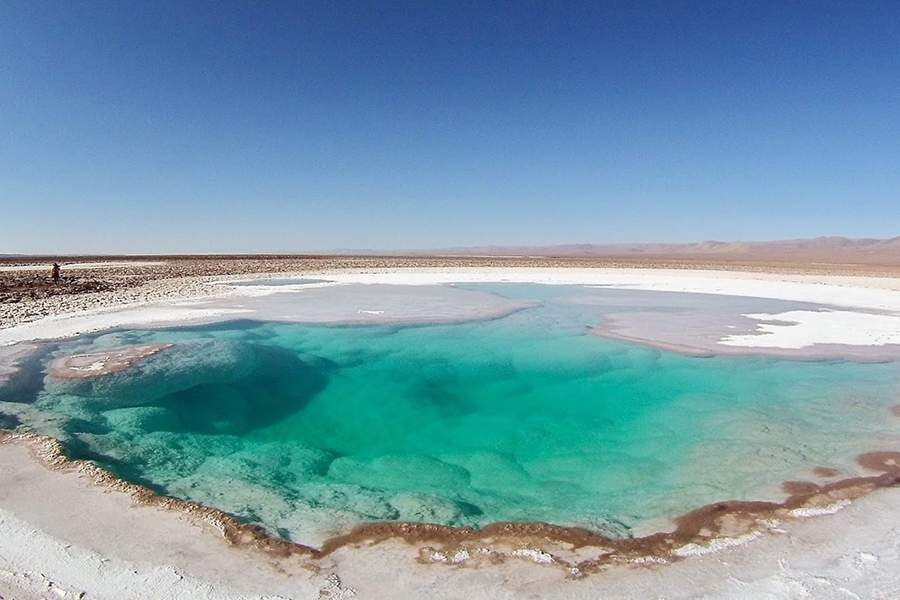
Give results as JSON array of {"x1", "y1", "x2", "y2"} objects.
[{"x1": 51, "y1": 262, "x2": 61, "y2": 284}]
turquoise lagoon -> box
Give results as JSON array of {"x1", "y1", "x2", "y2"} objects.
[{"x1": 2, "y1": 284, "x2": 899, "y2": 544}]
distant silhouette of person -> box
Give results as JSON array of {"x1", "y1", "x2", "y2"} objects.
[{"x1": 51, "y1": 262, "x2": 61, "y2": 284}]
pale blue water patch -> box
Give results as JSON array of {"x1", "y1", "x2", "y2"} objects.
[{"x1": 1, "y1": 284, "x2": 898, "y2": 545}]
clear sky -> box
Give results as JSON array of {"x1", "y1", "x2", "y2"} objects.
[{"x1": 1, "y1": 1, "x2": 899, "y2": 253}]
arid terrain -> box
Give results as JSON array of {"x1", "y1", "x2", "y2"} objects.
[
  {"x1": 3, "y1": 251, "x2": 898, "y2": 300},
  {"x1": 433, "y1": 236, "x2": 900, "y2": 265}
]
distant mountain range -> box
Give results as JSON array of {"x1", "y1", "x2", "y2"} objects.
[
  {"x1": 422, "y1": 236, "x2": 900, "y2": 264},
  {"x1": 4, "y1": 237, "x2": 900, "y2": 264}
]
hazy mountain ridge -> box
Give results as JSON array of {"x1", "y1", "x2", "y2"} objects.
[
  {"x1": 4, "y1": 237, "x2": 899, "y2": 265},
  {"x1": 428, "y1": 236, "x2": 900, "y2": 263}
]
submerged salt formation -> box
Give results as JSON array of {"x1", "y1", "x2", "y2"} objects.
[{"x1": 47, "y1": 343, "x2": 173, "y2": 380}]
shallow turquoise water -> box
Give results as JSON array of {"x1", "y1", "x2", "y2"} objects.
[{"x1": 3, "y1": 284, "x2": 899, "y2": 544}]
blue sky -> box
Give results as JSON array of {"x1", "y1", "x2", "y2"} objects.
[{"x1": 1, "y1": 1, "x2": 898, "y2": 253}]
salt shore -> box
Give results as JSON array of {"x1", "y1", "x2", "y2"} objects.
[
  {"x1": 2, "y1": 267, "x2": 900, "y2": 352},
  {"x1": 1, "y1": 435, "x2": 899, "y2": 600},
  {"x1": 1, "y1": 265, "x2": 899, "y2": 599}
]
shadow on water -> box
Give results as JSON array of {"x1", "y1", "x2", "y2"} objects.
[
  {"x1": 61, "y1": 437, "x2": 173, "y2": 495},
  {"x1": 158, "y1": 343, "x2": 332, "y2": 435},
  {"x1": 49, "y1": 339, "x2": 334, "y2": 437},
  {"x1": 55, "y1": 341, "x2": 335, "y2": 495},
  {"x1": 0, "y1": 411, "x2": 20, "y2": 429},
  {"x1": 0, "y1": 343, "x2": 58, "y2": 405}
]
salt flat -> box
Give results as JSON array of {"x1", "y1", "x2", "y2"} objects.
[{"x1": 0, "y1": 266, "x2": 898, "y2": 600}]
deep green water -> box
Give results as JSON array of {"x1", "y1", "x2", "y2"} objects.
[{"x1": 3, "y1": 284, "x2": 899, "y2": 544}]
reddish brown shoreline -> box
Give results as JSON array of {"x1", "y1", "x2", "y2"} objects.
[
  {"x1": 2, "y1": 425, "x2": 899, "y2": 577},
  {"x1": 323, "y1": 451, "x2": 900, "y2": 576},
  {"x1": 812, "y1": 466, "x2": 841, "y2": 478}
]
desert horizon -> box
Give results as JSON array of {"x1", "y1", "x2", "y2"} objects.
[{"x1": 3, "y1": 234, "x2": 900, "y2": 263}]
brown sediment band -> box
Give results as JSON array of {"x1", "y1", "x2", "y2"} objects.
[
  {"x1": 857, "y1": 451, "x2": 900, "y2": 473},
  {"x1": 2, "y1": 428, "x2": 900, "y2": 577},
  {"x1": 312, "y1": 451, "x2": 900, "y2": 575},
  {"x1": 783, "y1": 480, "x2": 821, "y2": 495},
  {"x1": 892, "y1": 404, "x2": 900, "y2": 417},
  {"x1": 812, "y1": 466, "x2": 841, "y2": 478}
]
